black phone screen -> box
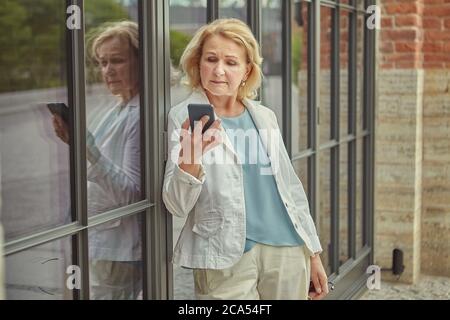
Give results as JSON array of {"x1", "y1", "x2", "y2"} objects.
[
  {"x1": 47, "y1": 103, "x2": 69, "y2": 124},
  {"x1": 187, "y1": 103, "x2": 215, "y2": 134}
]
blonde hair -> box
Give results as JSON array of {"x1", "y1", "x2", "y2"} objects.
[
  {"x1": 89, "y1": 21, "x2": 139, "y2": 62},
  {"x1": 180, "y1": 18, "x2": 263, "y2": 100}
]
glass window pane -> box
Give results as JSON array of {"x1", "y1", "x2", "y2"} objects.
[
  {"x1": 292, "y1": 0, "x2": 310, "y2": 154},
  {"x1": 356, "y1": 138, "x2": 364, "y2": 253},
  {"x1": 84, "y1": 1, "x2": 143, "y2": 217},
  {"x1": 219, "y1": 0, "x2": 247, "y2": 21},
  {"x1": 169, "y1": 0, "x2": 207, "y2": 300},
  {"x1": 0, "y1": 0, "x2": 72, "y2": 241},
  {"x1": 357, "y1": 14, "x2": 364, "y2": 133},
  {"x1": 5, "y1": 236, "x2": 74, "y2": 299},
  {"x1": 357, "y1": 0, "x2": 365, "y2": 10},
  {"x1": 261, "y1": 0, "x2": 283, "y2": 130},
  {"x1": 320, "y1": 6, "x2": 333, "y2": 144},
  {"x1": 340, "y1": 10, "x2": 350, "y2": 138},
  {"x1": 89, "y1": 213, "x2": 143, "y2": 300},
  {"x1": 318, "y1": 149, "x2": 332, "y2": 275},
  {"x1": 170, "y1": 0, "x2": 207, "y2": 107},
  {"x1": 339, "y1": 143, "x2": 349, "y2": 265}
]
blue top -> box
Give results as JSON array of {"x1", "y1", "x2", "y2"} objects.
[{"x1": 220, "y1": 108, "x2": 304, "y2": 253}]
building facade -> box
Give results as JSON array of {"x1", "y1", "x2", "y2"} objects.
[{"x1": 375, "y1": 0, "x2": 450, "y2": 284}]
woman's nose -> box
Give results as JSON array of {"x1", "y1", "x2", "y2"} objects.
[
  {"x1": 213, "y1": 62, "x2": 225, "y2": 76},
  {"x1": 103, "y1": 63, "x2": 115, "y2": 76}
]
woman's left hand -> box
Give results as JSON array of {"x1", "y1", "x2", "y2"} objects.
[{"x1": 309, "y1": 254, "x2": 329, "y2": 300}]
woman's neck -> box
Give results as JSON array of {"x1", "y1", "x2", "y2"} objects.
[
  {"x1": 205, "y1": 91, "x2": 244, "y2": 118},
  {"x1": 120, "y1": 86, "x2": 139, "y2": 104}
]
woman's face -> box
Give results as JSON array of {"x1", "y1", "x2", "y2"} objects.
[
  {"x1": 96, "y1": 37, "x2": 139, "y2": 100},
  {"x1": 199, "y1": 34, "x2": 250, "y2": 98}
]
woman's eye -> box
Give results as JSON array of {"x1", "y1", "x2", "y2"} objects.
[
  {"x1": 207, "y1": 57, "x2": 218, "y2": 62},
  {"x1": 227, "y1": 61, "x2": 237, "y2": 66},
  {"x1": 111, "y1": 58, "x2": 125, "y2": 64}
]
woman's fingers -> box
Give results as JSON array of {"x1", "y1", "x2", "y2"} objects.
[
  {"x1": 179, "y1": 116, "x2": 222, "y2": 164},
  {"x1": 316, "y1": 273, "x2": 329, "y2": 299},
  {"x1": 203, "y1": 119, "x2": 221, "y2": 141},
  {"x1": 311, "y1": 275, "x2": 322, "y2": 297},
  {"x1": 181, "y1": 118, "x2": 190, "y2": 130},
  {"x1": 52, "y1": 115, "x2": 69, "y2": 143},
  {"x1": 180, "y1": 118, "x2": 190, "y2": 142},
  {"x1": 203, "y1": 120, "x2": 222, "y2": 152},
  {"x1": 193, "y1": 115, "x2": 209, "y2": 136}
]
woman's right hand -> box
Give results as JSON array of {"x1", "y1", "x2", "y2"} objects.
[
  {"x1": 52, "y1": 115, "x2": 69, "y2": 144},
  {"x1": 178, "y1": 115, "x2": 222, "y2": 178}
]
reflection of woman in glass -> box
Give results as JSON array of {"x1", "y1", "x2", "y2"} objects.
[
  {"x1": 52, "y1": 21, "x2": 142, "y2": 299},
  {"x1": 163, "y1": 19, "x2": 328, "y2": 300}
]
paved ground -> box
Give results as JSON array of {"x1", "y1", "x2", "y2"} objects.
[{"x1": 359, "y1": 275, "x2": 450, "y2": 300}]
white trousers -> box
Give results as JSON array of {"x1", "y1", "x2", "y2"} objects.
[{"x1": 193, "y1": 243, "x2": 311, "y2": 300}]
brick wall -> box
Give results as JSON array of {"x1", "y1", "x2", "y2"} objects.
[{"x1": 377, "y1": 0, "x2": 450, "y2": 281}]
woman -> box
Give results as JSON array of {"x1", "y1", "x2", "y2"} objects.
[
  {"x1": 53, "y1": 21, "x2": 142, "y2": 299},
  {"x1": 163, "y1": 18, "x2": 328, "y2": 300}
]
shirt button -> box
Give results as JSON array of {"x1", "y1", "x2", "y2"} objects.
[
  {"x1": 285, "y1": 202, "x2": 289, "y2": 208},
  {"x1": 294, "y1": 223, "x2": 299, "y2": 229}
]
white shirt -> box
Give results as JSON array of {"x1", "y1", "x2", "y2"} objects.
[{"x1": 87, "y1": 95, "x2": 141, "y2": 261}]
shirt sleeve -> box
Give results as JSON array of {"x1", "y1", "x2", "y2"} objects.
[
  {"x1": 87, "y1": 111, "x2": 141, "y2": 207},
  {"x1": 162, "y1": 111, "x2": 206, "y2": 218}
]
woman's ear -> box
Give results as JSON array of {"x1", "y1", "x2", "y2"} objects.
[{"x1": 244, "y1": 64, "x2": 252, "y2": 81}]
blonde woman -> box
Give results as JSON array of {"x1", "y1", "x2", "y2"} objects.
[
  {"x1": 52, "y1": 21, "x2": 142, "y2": 299},
  {"x1": 163, "y1": 19, "x2": 328, "y2": 300}
]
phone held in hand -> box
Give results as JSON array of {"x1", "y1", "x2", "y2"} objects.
[
  {"x1": 47, "y1": 102, "x2": 69, "y2": 124},
  {"x1": 187, "y1": 103, "x2": 215, "y2": 134}
]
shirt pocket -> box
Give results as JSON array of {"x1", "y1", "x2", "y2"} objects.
[{"x1": 192, "y1": 208, "x2": 224, "y2": 239}]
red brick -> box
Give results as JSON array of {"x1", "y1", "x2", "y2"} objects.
[
  {"x1": 382, "y1": 17, "x2": 394, "y2": 28},
  {"x1": 380, "y1": 62, "x2": 395, "y2": 69},
  {"x1": 385, "y1": 53, "x2": 420, "y2": 64},
  {"x1": 382, "y1": 30, "x2": 419, "y2": 41},
  {"x1": 381, "y1": 42, "x2": 395, "y2": 54},
  {"x1": 424, "y1": 53, "x2": 450, "y2": 63},
  {"x1": 385, "y1": 3, "x2": 420, "y2": 15},
  {"x1": 396, "y1": 15, "x2": 422, "y2": 27},
  {"x1": 340, "y1": 42, "x2": 348, "y2": 53},
  {"x1": 423, "y1": 18, "x2": 442, "y2": 29},
  {"x1": 395, "y1": 60, "x2": 421, "y2": 69},
  {"x1": 444, "y1": 18, "x2": 450, "y2": 29},
  {"x1": 423, "y1": 42, "x2": 444, "y2": 52},
  {"x1": 423, "y1": 62, "x2": 445, "y2": 69},
  {"x1": 424, "y1": 4, "x2": 450, "y2": 17},
  {"x1": 395, "y1": 42, "x2": 421, "y2": 53},
  {"x1": 424, "y1": 30, "x2": 450, "y2": 41},
  {"x1": 423, "y1": 0, "x2": 446, "y2": 4}
]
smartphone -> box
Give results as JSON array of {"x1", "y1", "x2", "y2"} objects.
[
  {"x1": 188, "y1": 103, "x2": 215, "y2": 134},
  {"x1": 47, "y1": 102, "x2": 69, "y2": 124}
]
